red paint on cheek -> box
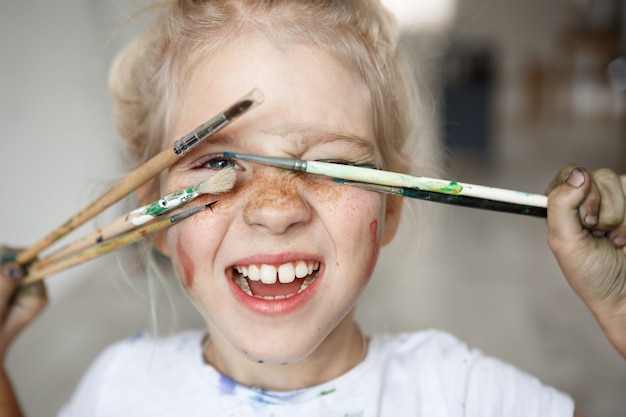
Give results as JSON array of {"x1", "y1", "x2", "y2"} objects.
[
  {"x1": 366, "y1": 220, "x2": 380, "y2": 278},
  {"x1": 176, "y1": 240, "x2": 195, "y2": 289}
]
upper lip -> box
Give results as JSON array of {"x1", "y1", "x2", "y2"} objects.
[{"x1": 228, "y1": 252, "x2": 322, "y2": 268}]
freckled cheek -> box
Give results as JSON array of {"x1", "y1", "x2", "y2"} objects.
[
  {"x1": 332, "y1": 189, "x2": 383, "y2": 282},
  {"x1": 309, "y1": 182, "x2": 383, "y2": 280},
  {"x1": 167, "y1": 209, "x2": 231, "y2": 290},
  {"x1": 307, "y1": 178, "x2": 365, "y2": 216}
]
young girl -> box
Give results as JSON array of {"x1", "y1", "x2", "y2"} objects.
[{"x1": 1, "y1": 0, "x2": 625, "y2": 415}]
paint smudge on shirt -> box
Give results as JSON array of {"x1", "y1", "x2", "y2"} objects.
[{"x1": 219, "y1": 374, "x2": 237, "y2": 396}]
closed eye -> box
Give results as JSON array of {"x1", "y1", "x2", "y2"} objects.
[{"x1": 316, "y1": 159, "x2": 379, "y2": 170}]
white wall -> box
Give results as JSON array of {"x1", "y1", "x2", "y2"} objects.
[{"x1": 0, "y1": 1, "x2": 167, "y2": 415}]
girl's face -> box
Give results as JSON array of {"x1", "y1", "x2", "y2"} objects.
[{"x1": 154, "y1": 38, "x2": 401, "y2": 366}]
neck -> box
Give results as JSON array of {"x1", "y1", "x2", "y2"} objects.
[{"x1": 203, "y1": 312, "x2": 367, "y2": 391}]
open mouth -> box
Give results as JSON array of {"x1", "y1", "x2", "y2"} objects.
[{"x1": 232, "y1": 261, "x2": 320, "y2": 300}]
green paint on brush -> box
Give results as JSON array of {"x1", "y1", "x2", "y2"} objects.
[
  {"x1": 438, "y1": 181, "x2": 463, "y2": 194},
  {"x1": 143, "y1": 186, "x2": 199, "y2": 217}
]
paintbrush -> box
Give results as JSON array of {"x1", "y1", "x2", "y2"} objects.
[
  {"x1": 36, "y1": 168, "x2": 236, "y2": 269},
  {"x1": 222, "y1": 153, "x2": 548, "y2": 217},
  {"x1": 336, "y1": 180, "x2": 547, "y2": 217},
  {"x1": 22, "y1": 201, "x2": 218, "y2": 284},
  {"x1": 16, "y1": 89, "x2": 263, "y2": 266}
]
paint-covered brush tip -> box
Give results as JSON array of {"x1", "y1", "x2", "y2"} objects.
[
  {"x1": 198, "y1": 167, "x2": 237, "y2": 195},
  {"x1": 224, "y1": 88, "x2": 264, "y2": 120}
]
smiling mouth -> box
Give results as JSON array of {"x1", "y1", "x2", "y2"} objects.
[{"x1": 232, "y1": 261, "x2": 320, "y2": 300}]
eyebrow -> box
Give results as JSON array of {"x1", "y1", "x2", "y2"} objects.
[
  {"x1": 263, "y1": 124, "x2": 376, "y2": 155},
  {"x1": 301, "y1": 131, "x2": 376, "y2": 157},
  {"x1": 202, "y1": 130, "x2": 243, "y2": 148},
  {"x1": 179, "y1": 123, "x2": 376, "y2": 157}
]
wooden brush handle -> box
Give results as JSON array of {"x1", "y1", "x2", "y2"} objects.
[
  {"x1": 16, "y1": 149, "x2": 177, "y2": 265},
  {"x1": 17, "y1": 89, "x2": 262, "y2": 266},
  {"x1": 22, "y1": 216, "x2": 174, "y2": 284},
  {"x1": 22, "y1": 201, "x2": 214, "y2": 284},
  {"x1": 34, "y1": 215, "x2": 136, "y2": 270}
]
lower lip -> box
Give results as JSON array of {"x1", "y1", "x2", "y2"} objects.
[{"x1": 226, "y1": 268, "x2": 323, "y2": 315}]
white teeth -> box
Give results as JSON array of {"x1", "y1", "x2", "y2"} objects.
[
  {"x1": 233, "y1": 274, "x2": 253, "y2": 296},
  {"x1": 260, "y1": 264, "x2": 277, "y2": 284},
  {"x1": 294, "y1": 261, "x2": 308, "y2": 278},
  {"x1": 235, "y1": 261, "x2": 318, "y2": 282},
  {"x1": 298, "y1": 274, "x2": 317, "y2": 293},
  {"x1": 233, "y1": 264, "x2": 319, "y2": 301},
  {"x1": 233, "y1": 261, "x2": 320, "y2": 297},
  {"x1": 260, "y1": 294, "x2": 294, "y2": 300},
  {"x1": 247, "y1": 265, "x2": 260, "y2": 281},
  {"x1": 278, "y1": 263, "x2": 296, "y2": 283}
]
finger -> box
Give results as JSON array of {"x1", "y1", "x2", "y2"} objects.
[
  {"x1": 547, "y1": 167, "x2": 592, "y2": 254},
  {"x1": 0, "y1": 246, "x2": 24, "y2": 307},
  {"x1": 577, "y1": 170, "x2": 602, "y2": 230},
  {"x1": 545, "y1": 163, "x2": 581, "y2": 195},
  {"x1": 546, "y1": 164, "x2": 598, "y2": 228},
  {"x1": 4, "y1": 282, "x2": 47, "y2": 339},
  {"x1": 0, "y1": 264, "x2": 22, "y2": 314},
  {"x1": 589, "y1": 168, "x2": 625, "y2": 234},
  {"x1": 0, "y1": 281, "x2": 47, "y2": 361},
  {"x1": 607, "y1": 175, "x2": 626, "y2": 247}
]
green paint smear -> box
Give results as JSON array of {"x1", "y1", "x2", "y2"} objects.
[
  {"x1": 143, "y1": 188, "x2": 197, "y2": 217},
  {"x1": 439, "y1": 181, "x2": 463, "y2": 194},
  {"x1": 319, "y1": 388, "x2": 336, "y2": 396}
]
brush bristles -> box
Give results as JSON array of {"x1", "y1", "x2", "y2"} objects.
[
  {"x1": 223, "y1": 88, "x2": 264, "y2": 120},
  {"x1": 198, "y1": 168, "x2": 236, "y2": 195}
]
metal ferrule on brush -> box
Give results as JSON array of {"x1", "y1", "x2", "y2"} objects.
[
  {"x1": 172, "y1": 88, "x2": 262, "y2": 156},
  {"x1": 336, "y1": 180, "x2": 404, "y2": 196},
  {"x1": 169, "y1": 201, "x2": 217, "y2": 223},
  {"x1": 222, "y1": 153, "x2": 309, "y2": 171},
  {"x1": 173, "y1": 114, "x2": 229, "y2": 156}
]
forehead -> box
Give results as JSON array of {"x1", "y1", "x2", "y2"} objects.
[
  {"x1": 263, "y1": 122, "x2": 373, "y2": 145},
  {"x1": 166, "y1": 38, "x2": 375, "y2": 149}
]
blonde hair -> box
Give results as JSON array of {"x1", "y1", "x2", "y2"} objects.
[{"x1": 109, "y1": 0, "x2": 434, "y2": 176}]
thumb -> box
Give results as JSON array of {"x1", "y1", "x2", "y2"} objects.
[{"x1": 547, "y1": 167, "x2": 593, "y2": 257}]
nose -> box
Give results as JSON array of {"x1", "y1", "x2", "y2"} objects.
[{"x1": 242, "y1": 168, "x2": 312, "y2": 235}]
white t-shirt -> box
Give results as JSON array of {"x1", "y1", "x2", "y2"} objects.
[{"x1": 58, "y1": 329, "x2": 574, "y2": 416}]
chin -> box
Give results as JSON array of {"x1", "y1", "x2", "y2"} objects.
[{"x1": 238, "y1": 336, "x2": 320, "y2": 366}]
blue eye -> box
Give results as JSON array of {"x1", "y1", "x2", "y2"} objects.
[{"x1": 192, "y1": 155, "x2": 243, "y2": 171}]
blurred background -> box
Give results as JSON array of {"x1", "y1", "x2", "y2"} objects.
[{"x1": 1, "y1": 0, "x2": 625, "y2": 416}]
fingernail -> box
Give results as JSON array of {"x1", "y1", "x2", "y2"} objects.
[
  {"x1": 613, "y1": 236, "x2": 626, "y2": 247},
  {"x1": 592, "y1": 230, "x2": 606, "y2": 237},
  {"x1": 2, "y1": 264, "x2": 25, "y2": 281},
  {"x1": 565, "y1": 168, "x2": 585, "y2": 188},
  {"x1": 585, "y1": 214, "x2": 599, "y2": 226}
]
